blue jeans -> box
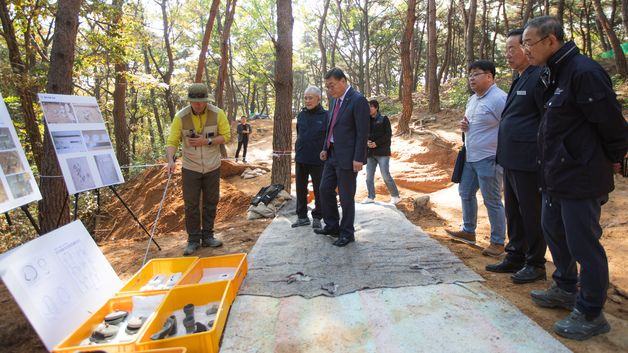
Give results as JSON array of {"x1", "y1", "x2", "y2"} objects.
[
  {"x1": 366, "y1": 156, "x2": 399, "y2": 199},
  {"x1": 458, "y1": 157, "x2": 505, "y2": 245}
]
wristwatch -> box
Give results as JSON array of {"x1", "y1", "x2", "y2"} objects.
[{"x1": 207, "y1": 137, "x2": 213, "y2": 145}]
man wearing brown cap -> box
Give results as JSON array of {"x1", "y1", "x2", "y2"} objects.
[{"x1": 166, "y1": 83, "x2": 231, "y2": 255}]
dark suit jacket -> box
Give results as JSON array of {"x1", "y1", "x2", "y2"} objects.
[
  {"x1": 496, "y1": 66, "x2": 545, "y2": 171},
  {"x1": 323, "y1": 87, "x2": 370, "y2": 170}
]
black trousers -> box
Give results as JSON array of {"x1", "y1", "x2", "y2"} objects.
[
  {"x1": 541, "y1": 193, "x2": 609, "y2": 317},
  {"x1": 182, "y1": 167, "x2": 221, "y2": 242},
  {"x1": 235, "y1": 138, "x2": 248, "y2": 161},
  {"x1": 319, "y1": 151, "x2": 358, "y2": 237},
  {"x1": 295, "y1": 162, "x2": 323, "y2": 220},
  {"x1": 503, "y1": 168, "x2": 546, "y2": 267}
]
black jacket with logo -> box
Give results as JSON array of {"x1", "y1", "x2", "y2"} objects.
[
  {"x1": 539, "y1": 41, "x2": 627, "y2": 199},
  {"x1": 295, "y1": 104, "x2": 328, "y2": 165},
  {"x1": 367, "y1": 113, "x2": 392, "y2": 157}
]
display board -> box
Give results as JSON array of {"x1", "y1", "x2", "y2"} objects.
[
  {"x1": 0, "y1": 221, "x2": 122, "y2": 351},
  {"x1": 39, "y1": 94, "x2": 124, "y2": 194},
  {"x1": 0, "y1": 93, "x2": 42, "y2": 214}
]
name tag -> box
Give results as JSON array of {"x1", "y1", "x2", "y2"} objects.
[{"x1": 516, "y1": 90, "x2": 527, "y2": 96}]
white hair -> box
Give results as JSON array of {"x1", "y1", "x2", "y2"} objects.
[{"x1": 304, "y1": 85, "x2": 322, "y2": 97}]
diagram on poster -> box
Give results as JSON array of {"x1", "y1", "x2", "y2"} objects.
[
  {"x1": 0, "y1": 94, "x2": 42, "y2": 214},
  {"x1": 39, "y1": 94, "x2": 124, "y2": 194}
]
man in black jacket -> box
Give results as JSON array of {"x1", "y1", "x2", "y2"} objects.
[
  {"x1": 487, "y1": 29, "x2": 547, "y2": 284},
  {"x1": 235, "y1": 116, "x2": 251, "y2": 163},
  {"x1": 362, "y1": 99, "x2": 400, "y2": 205},
  {"x1": 292, "y1": 86, "x2": 328, "y2": 229},
  {"x1": 523, "y1": 16, "x2": 628, "y2": 340}
]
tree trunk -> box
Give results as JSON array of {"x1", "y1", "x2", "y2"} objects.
[
  {"x1": 143, "y1": 47, "x2": 165, "y2": 143},
  {"x1": 317, "y1": 0, "x2": 331, "y2": 80},
  {"x1": 363, "y1": 0, "x2": 370, "y2": 96},
  {"x1": 273, "y1": 0, "x2": 293, "y2": 191},
  {"x1": 0, "y1": 0, "x2": 43, "y2": 170},
  {"x1": 39, "y1": 0, "x2": 82, "y2": 232},
  {"x1": 557, "y1": 0, "x2": 565, "y2": 24},
  {"x1": 195, "y1": 0, "x2": 221, "y2": 83},
  {"x1": 465, "y1": 0, "x2": 477, "y2": 65},
  {"x1": 215, "y1": 0, "x2": 237, "y2": 108},
  {"x1": 622, "y1": 0, "x2": 628, "y2": 37},
  {"x1": 522, "y1": 0, "x2": 534, "y2": 26},
  {"x1": 112, "y1": 0, "x2": 130, "y2": 170},
  {"x1": 438, "y1": 0, "x2": 455, "y2": 84},
  {"x1": 593, "y1": 0, "x2": 628, "y2": 78},
  {"x1": 396, "y1": 0, "x2": 416, "y2": 135},
  {"x1": 427, "y1": 0, "x2": 440, "y2": 113}
]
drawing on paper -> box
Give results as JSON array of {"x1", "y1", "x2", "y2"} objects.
[
  {"x1": 6, "y1": 172, "x2": 34, "y2": 198},
  {"x1": 0, "y1": 150, "x2": 25, "y2": 175},
  {"x1": 41, "y1": 102, "x2": 77, "y2": 124},
  {"x1": 72, "y1": 104, "x2": 104, "y2": 124},
  {"x1": 52, "y1": 131, "x2": 86, "y2": 154},
  {"x1": 82, "y1": 130, "x2": 112, "y2": 151},
  {"x1": 94, "y1": 154, "x2": 120, "y2": 185},
  {"x1": 0, "y1": 127, "x2": 16, "y2": 150},
  {"x1": 66, "y1": 157, "x2": 96, "y2": 192}
]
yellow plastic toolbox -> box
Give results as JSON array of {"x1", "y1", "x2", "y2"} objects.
[
  {"x1": 135, "y1": 281, "x2": 233, "y2": 353},
  {"x1": 177, "y1": 253, "x2": 247, "y2": 298},
  {"x1": 117, "y1": 257, "x2": 198, "y2": 296},
  {"x1": 53, "y1": 293, "x2": 166, "y2": 353},
  {"x1": 139, "y1": 348, "x2": 187, "y2": 353}
]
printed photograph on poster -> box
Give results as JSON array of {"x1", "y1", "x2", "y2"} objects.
[
  {"x1": 94, "y1": 154, "x2": 120, "y2": 185},
  {"x1": 0, "y1": 183, "x2": 8, "y2": 203},
  {"x1": 41, "y1": 102, "x2": 77, "y2": 124},
  {"x1": 0, "y1": 151, "x2": 25, "y2": 175},
  {"x1": 6, "y1": 173, "x2": 34, "y2": 199},
  {"x1": 82, "y1": 130, "x2": 112, "y2": 151},
  {"x1": 66, "y1": 157, "x2": 96, "y2": 192},
  {"x1": 0, "y1": 128, "x2": 16, "y2": 150},
  {"x1": 52, "y1": 131, "x2": 86, "y2": 154},
  {"x1": 72, "y1": 104, "x2": 104, "y2": 124}
]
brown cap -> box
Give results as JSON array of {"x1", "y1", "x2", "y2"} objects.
[{"x1": 187, "y1": 83, "x2": 214, "y2": 102}]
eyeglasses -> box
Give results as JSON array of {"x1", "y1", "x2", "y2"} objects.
[
  {"x1": 468, "y1": 72, "x2": 489, "y2": 80},
  {"x1": 522, "y1": 35, "x2": 549, "y2": 50}
]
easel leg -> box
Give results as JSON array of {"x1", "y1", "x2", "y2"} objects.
[
  {"x1": 56, "y1": 193, "x2": 69, "y2": 228},
  {"x1": 4, "y1": 212, "x2": 11, "y2": 226},
  {"x1": 109, "y1": 186, "x2": 161, "y2": 250},
  {"x1": 73, "y1": 193, "x2": 80, "y2": 221},
  {"x1": 20, "y1": 206, "x2": 41, "y2": 235}
]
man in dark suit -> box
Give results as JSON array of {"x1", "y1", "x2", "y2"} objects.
[
  {"x1": 314, "y1": 68, "x2": 370, "y2": 247},
  {"x1": 487, "y1": 28, "x2": 547, "y2": 284}
]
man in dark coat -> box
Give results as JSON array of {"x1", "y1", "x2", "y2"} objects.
[
  {"x1": 523, "y1": 16, "x2": 628, "y2": 340},
  {"x1": 315, "y1": 68, "x2": 370, "y2": 247},
  {"x1": 292, "y1": 85, "x2": 328, "y2": 229}
]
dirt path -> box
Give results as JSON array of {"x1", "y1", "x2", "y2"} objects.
[{"x1": 1, "y1": 113, "x2": 626, "y2": 352}]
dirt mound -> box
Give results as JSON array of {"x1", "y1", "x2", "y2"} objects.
[{"x1": 96, "y1": 161, "x2": 253, "y2": 242}]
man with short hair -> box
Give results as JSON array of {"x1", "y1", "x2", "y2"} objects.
[
  {"x1": 292, "y1": 85, "x2": 327, "y2": 229},
  {"x1": 522, "y1": 16, "x2": 627, "y2": 340},
  {"x1": 235, "y1": 116, "x2": 252, "y2": 163},
  {"x1": 166, "y1": 83, "x2": 231, "y2": 255},
  {"x1": 445, "y1": 60, "x2": 507, "y2": 257},
  {"x1": 315, "y1": 68, "x2": 370, "y2": 247},
  {"x1": 486, "y1": 28, "x2": 547, "y2": 284}
]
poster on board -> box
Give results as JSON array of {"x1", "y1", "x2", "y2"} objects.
[
  {"x1": 0, "y1": 94, "x2": 42, "y2": 214},
  {"x1": 38, "y1": 94, "x2": 124, "y2": 194},
  {"x1": 0, "y1": 220, "x2": 122, "y2": 351}
]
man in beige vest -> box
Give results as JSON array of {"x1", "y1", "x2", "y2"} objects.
[{"x1": 166, "y1": 83, "x2": 231, "y2": 255}]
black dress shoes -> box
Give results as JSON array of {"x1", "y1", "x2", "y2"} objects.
[
  {"x1": 333, "y1": 235, "x2": 354, "y2": 247},
  {"x1": 485, "y1": 259, "x2": 524, "y2": 273},
  {"x1": 512, "y1": 265, "x2": 547, "y2": 284},
  {"x1": 314, "y1": 228, "x2": 339, "y2": 238}
]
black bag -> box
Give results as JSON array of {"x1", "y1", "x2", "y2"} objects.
[
  {"x1": 451, "y1": 133, "x2": 466, "y2": 183},
  {"x1": 251, "y1": 184, "x2": 285, "y2": 206}
]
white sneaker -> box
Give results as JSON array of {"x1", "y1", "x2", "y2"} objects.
[
  {"x1": 361, "y1": 198, "x2": 375, "y2": 204},
  {"x1": 390, "y1": 196, "x2": 401, "y2": 205}
]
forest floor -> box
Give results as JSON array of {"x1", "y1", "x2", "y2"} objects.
[{"x1": 1, "y1": 108, "x2": 627, "y2": 352}]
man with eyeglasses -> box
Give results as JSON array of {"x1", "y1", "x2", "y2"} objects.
[
  {"x1": 522, "y1": 16, "x2": 627, "y2": 340},
  {"x1": 486, "y1": 28, "x2": 547, "y2": 285},
  {"x1": 166, "y1": 83, "x2": 231, "y2": 255},
  {"x1": 446, "y1": 60, "x2": 507, "y2": 258}
]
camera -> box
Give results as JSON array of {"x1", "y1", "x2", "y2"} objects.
[
  {"x1": 188, "y1": 129, "x2": 198, "y2": 138},
  {"x1": 205, "y1": 132, "x2": 215, "y2": 138}
]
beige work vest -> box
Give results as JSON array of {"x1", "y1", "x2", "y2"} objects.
[{"x1": 178, "y1": 105, "x2": 221, "y2": 173}]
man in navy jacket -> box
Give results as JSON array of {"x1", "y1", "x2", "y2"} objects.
[
  {"x1": 315, "y1": 68, "x2": 370, "y2": 247},
  {"x1": 523, "y1": 16, "x2": 627, "y2": 340}
]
